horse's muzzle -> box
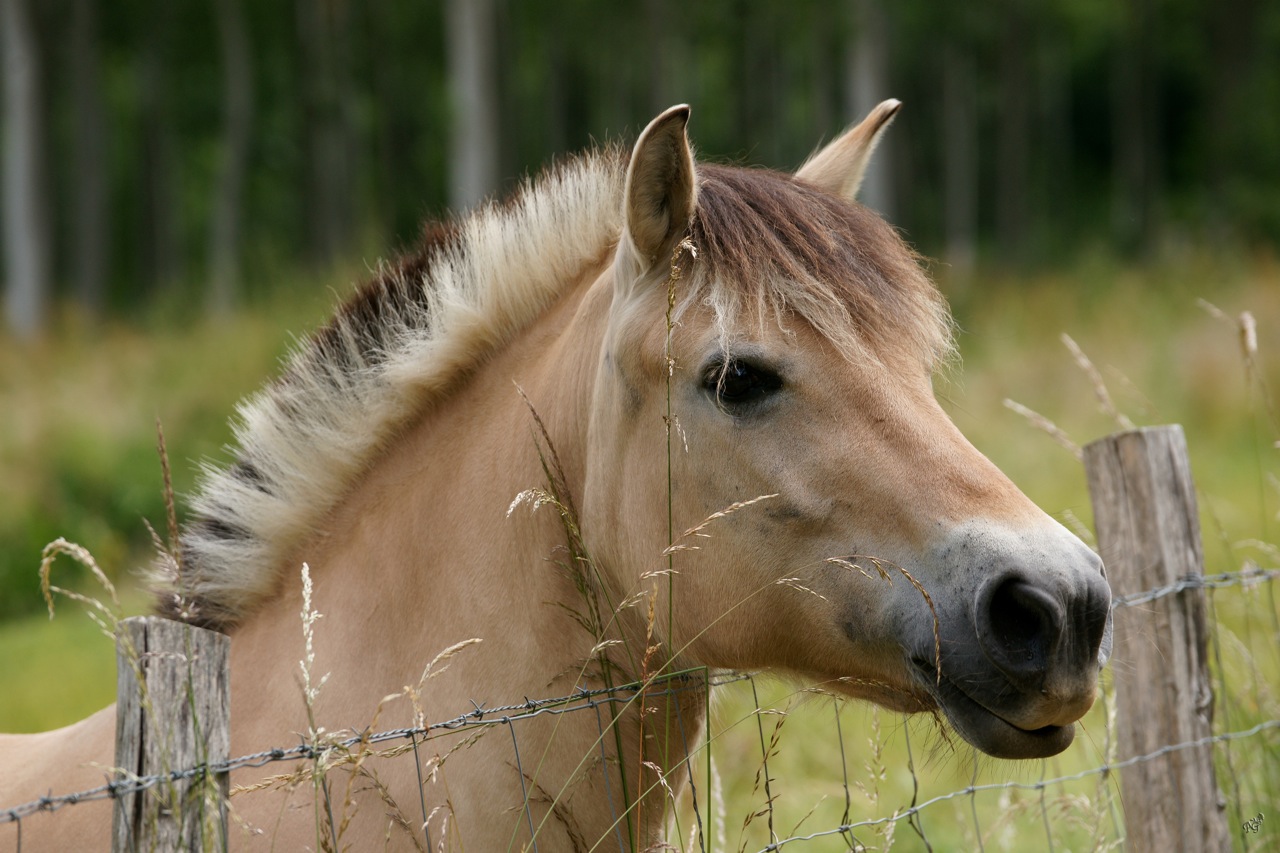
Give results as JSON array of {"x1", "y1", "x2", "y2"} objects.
[{"x1": 914, "y1": 555, "x2": 1112, "y2": 759}]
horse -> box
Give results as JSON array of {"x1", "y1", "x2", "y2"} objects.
[{"x1": 0, "y1": 101, "x2": 1112, "y2": 851}]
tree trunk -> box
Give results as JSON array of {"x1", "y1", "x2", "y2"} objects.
[
  {"x1": 995, "y1": 6, "x2": 1031, "y2": 259},
  {"x1": 846, "y1": 0, "x2": 893, "y2": 217},
  {"x1": 139, "y1": 0, "x2": 182, "y2": 293},
  {"x1": 646, "y1": 0, "x2": 688, "y2": 114},
  {"x1": 1111, "y1": 0, "x2": 1160, "y2": 250},
  {"x1": 70, "y1": 0, "x2": 108, "y2": 316},
  {"x1": 208, "y1": 0, "x2": 253, "y2": 315},
  {"x1": 1038, "y1": 40, "x2": 1073, "y2": 244},
  {"x1": 810, "y1": 12, "x2": 836, "y2": 154},
  {"x1": 941, "y1": 42, "x2": 977, "y2": 279},
  {"x1": 445, "y1": 0, "x2": 498, "y2": 211},
  {"x1": 1205, "y1": 0, "x2": 1255, "y2": 238},
  {"x1": 2, "y1": 0, "x2": 50, "y2": 339},
  {"x1": 297, "y1": 0, "x2": 356, "y2": 266}
]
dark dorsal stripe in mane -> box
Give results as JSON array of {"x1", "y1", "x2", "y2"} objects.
[
  {"x1": 164, "y1": 223, "x2": 464, "y2": 628},
  {"x1": 312, "y1": 221, "x2": 462, "y2": 376},
  {"x1": 157, "y1": 150, "x2": 950, "y2": 630}
]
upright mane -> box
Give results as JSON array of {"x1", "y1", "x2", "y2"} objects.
[
  {"x1": 160, "y1": 150, "x2": 628, "y2": 628},
  {"x1": 158, "y1": 151, "x2": 952, "y2": 630}
]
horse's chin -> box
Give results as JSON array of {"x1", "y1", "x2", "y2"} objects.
[{"x1": 912, "y1": 659, "x2": 1077, "y2": 759}]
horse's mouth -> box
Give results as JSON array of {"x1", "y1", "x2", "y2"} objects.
[{"x1": 911, "y1": 659, "x2": 1075, "y2": 759}]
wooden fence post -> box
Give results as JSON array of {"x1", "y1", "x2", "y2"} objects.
[
  {"x1": 112, "y1": 616, "x2": 230, "y2": 852},
  {"x1": 1083, "y1": 425, "x2": 1230, "y2": 853}
]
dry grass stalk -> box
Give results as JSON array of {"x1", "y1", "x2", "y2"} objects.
[
  {"x1": 156, "y1": 419, "x2": 182, "y2": 577},
  {"x1": 735, "y1": 699, "x2": 787, "y2": 853},
  {"x1": 405, "y1": 639, "x2": 483, "y2": 729},
  {"x1": 1003, "y1": 398, "x2": 1083, "y2": 460},
  {"x1": 825, "y1": 556, "x2": 942, "y2": 687},
  {"x1": 1060, "y1": 508, "x2": 1097, "y2": 548},
  {"x1": 1240, "y1": 310, "x2": 1258, "y2": 365},
  {"x1": 150, "y1": 418, "x2": 204, "y2": 622},
  {"x1": 1199, "y1": 301, "x2": 1278, "y2": 435},
  {"x1": 38, "y1": 538, "x2": 121, "y2": 638},
  {"x1": 1061, "y1": 333, "x2": 1135, "y2": 431},
  {"x1": 775, "y1": 578, "x2": 828, "y2": 601},
  {"x1": 661, "y1": 494, "x2": 778, "y2": 557},
  {"x1": 230, "y1": 569, "x2": 481, "y2": 850}
]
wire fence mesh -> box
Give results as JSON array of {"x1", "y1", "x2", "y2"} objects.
[{"x1": 3, "y1": 564, "x2": 1277, "y2": 851}]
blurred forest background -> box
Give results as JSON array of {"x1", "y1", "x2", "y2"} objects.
[
  {"x1": 5, "y1": 0, "x2": 1280, "y2": 335},
  {"x1": 1, "y1": 0, "x2": 1279, "y2": 684}
]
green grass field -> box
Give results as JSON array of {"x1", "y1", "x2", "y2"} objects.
[{"x1": 2, "y1": 256, "x2": 1277, "y2": 849}]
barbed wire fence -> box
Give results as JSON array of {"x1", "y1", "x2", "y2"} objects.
[
  {"x1": 3, "y1": 426, "x2": 1278, "y2": 851},
  {"x1": 2, "y1": 560, "x2": 1276, "y2": 852},
  {"x1": 0, "y1": 601, "x2": 1275, "y2": 853}
]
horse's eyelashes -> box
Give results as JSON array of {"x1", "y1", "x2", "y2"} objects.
[{"x1": 704, "y1": 358, "x2": 783, "y2": 410}]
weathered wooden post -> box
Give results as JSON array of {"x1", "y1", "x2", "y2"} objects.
[
  {"x1": 112, "y1": 616, "x2": 230, "y2": 852},
  {"x1": 1083, "y1": 426, "x2": 1230, "y2": 853}
]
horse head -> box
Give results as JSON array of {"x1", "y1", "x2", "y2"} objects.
[{"x1": 584, "y1": 104, "x2": 1112, "y2": 760}]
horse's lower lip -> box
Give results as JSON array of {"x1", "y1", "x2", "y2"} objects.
[{"x1": 912, "y1": 659, "x2": 1074, "y2": 759}]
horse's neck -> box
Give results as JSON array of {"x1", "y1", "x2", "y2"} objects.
[
  {"x1": 224, "y1": 260, "x2": 704, "y2": 845},
  {"x1": 229, "y1": 267, "x2": 603, "y2": 722}
]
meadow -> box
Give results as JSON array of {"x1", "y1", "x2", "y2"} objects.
[{"x1": 2, "y1": 252, "x2": 1277, "y2": 850}]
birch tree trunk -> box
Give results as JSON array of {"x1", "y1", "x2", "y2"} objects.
[
  {"x1": 446, "y1": 0, "x2": 499, "y2": 211},
  {"x1": 208, "y1": 0, "x2": 253, "y2": 315},
  {"x1": 140, "y1": 0, "x2": 182, "y2": 293},
  {"x1": 995, "y1": 7, "x2": 1030, "y2": 258},
  {"x1": 2, "y1": 0, "x2": 50, "y2": 339},
  {"x1": 941, "y1": 42, "x2": 977, "y2": 279},
  {"x1": 1111, "y1": 0, "x2": 1161, "y2": 250},
  {"x1": 846, "y1": 0, "x2": 893, "y2": 217},
  {"x1": 70, "y1": 0, "x2": 108, "y2": 316},
  {"x1": 298, "y1": 0, "x2": 355, "y2": 266}
]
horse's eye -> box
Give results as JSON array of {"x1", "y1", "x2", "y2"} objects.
[{"x1": 705, "y1": 359, "x2": 782, "y2": 409}]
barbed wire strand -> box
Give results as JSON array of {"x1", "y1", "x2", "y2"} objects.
[
  {"x1": 1110, "y1": 566, "x2": 1280, "y2": 609},
  {"x1": 0, "y1": 673, "x2": 748, "y2": 826}
]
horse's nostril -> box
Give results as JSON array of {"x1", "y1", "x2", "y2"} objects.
[
  {"x1": 979, "y1": 578, "x2": 1064, "y2": 687},
  {"x1": 992, "y1": 581, "x2": 1054, "y2": 647}
]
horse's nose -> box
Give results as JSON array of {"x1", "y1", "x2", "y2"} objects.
[{"x1": 975, "y1": 568, "x2": 1111, "y2": 691}]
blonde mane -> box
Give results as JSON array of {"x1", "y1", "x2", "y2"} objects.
[
  {"x1": 161, "y1": 150, "x2": 628, "y2": 628},
  {"x1": 159, "y1": 150, "x2": 953, "y2": 630}
]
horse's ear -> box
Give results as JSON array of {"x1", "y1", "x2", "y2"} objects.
[
  {"x1": 619, "y1": 105, "x2": 696, "y2": 281},
  {"x1": 796, "y1": 99, "x2": 901, "y2": 201}
]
